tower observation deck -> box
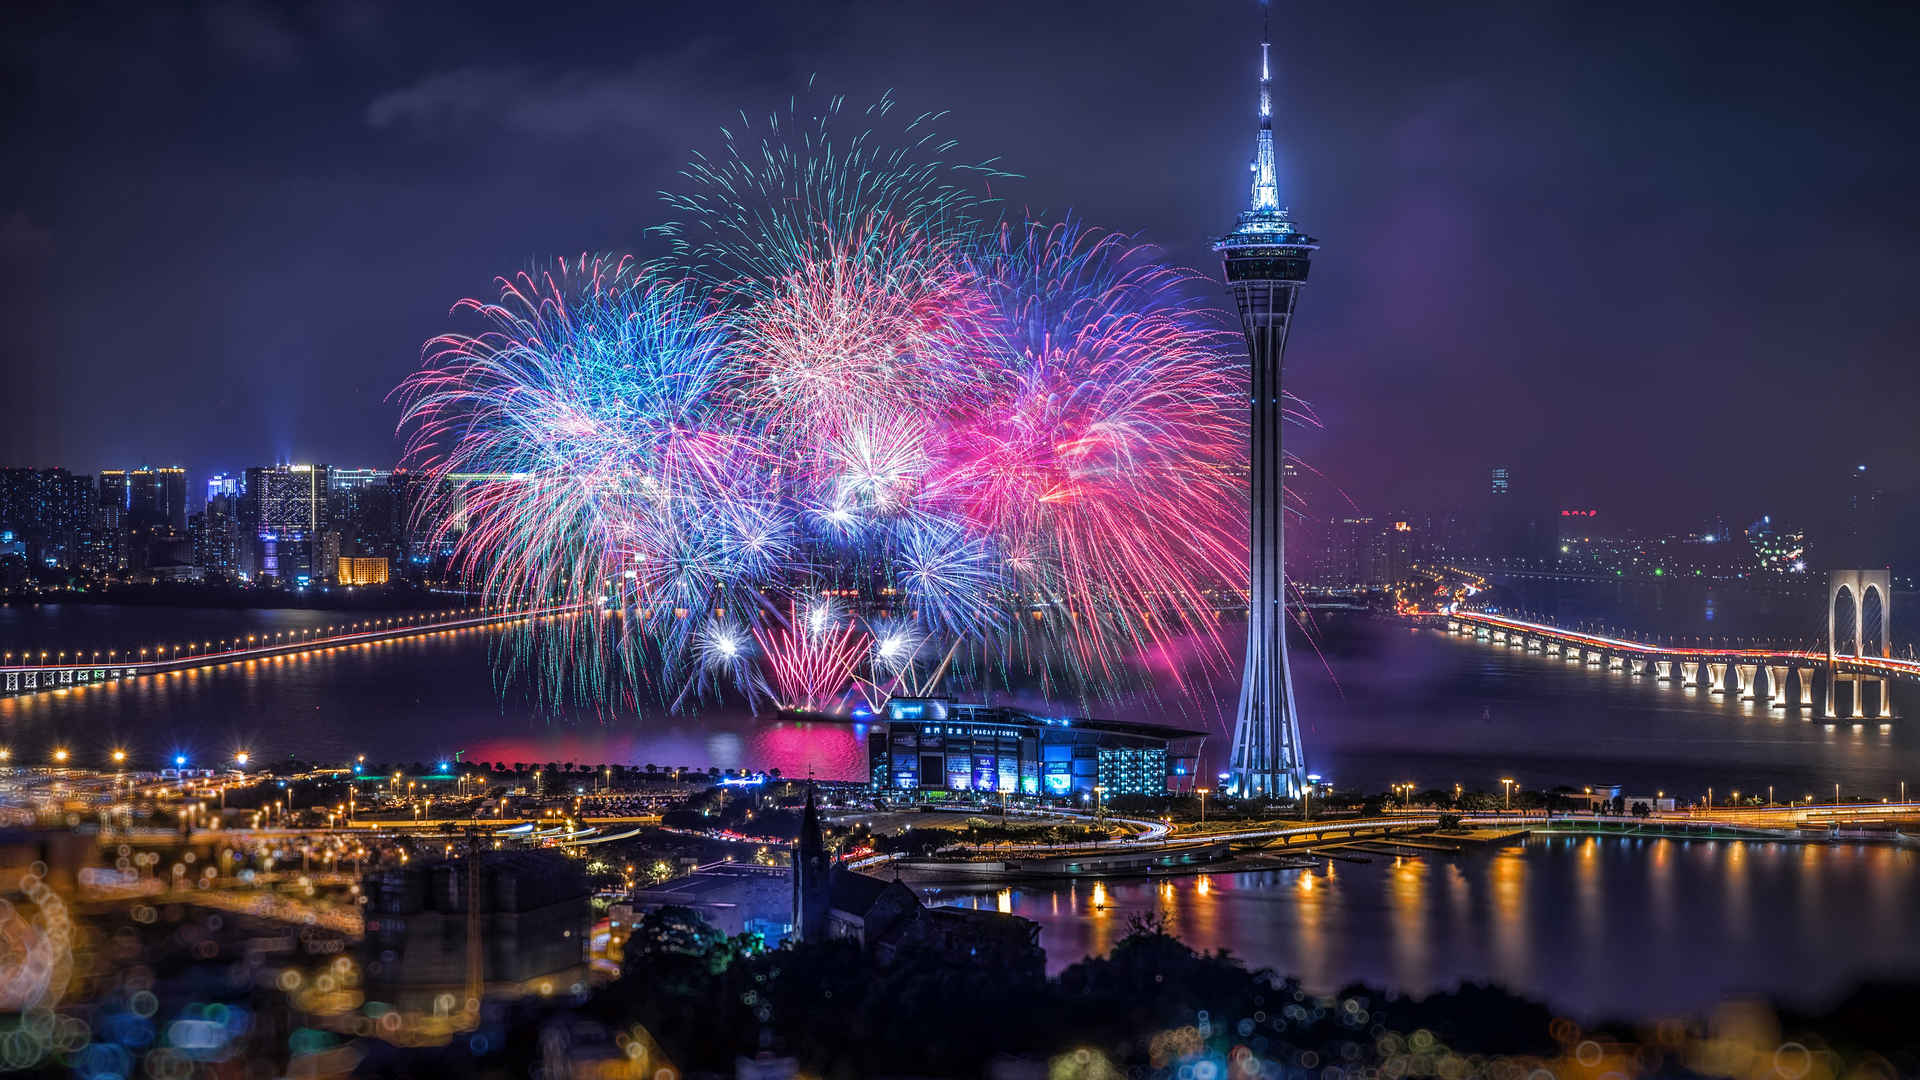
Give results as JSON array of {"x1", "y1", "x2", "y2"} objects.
[{"x1": 1215, "y1": 0, "x2": 1317, "y2": 798}]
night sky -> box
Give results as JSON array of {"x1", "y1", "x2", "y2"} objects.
[{"x1": 3, "y1": 0, "x2": 1916, "y2": 541}]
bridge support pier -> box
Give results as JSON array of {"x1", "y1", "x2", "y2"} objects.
[
  {"x1": 1767, "y1": 665, "x2": 1789, "y2": 709},
  {"x1": 1656, "y1": 660, "x2": 1674, "y2": 682},
  {"x1": 1708, "y1": 662, "x2": 1728, "y2": 694},
  {"x1": 1681, "y1": 661, "x2": 1699, "y2": 687},
  {"x1": 1737, "y1": 663, "x2": 1757, "y2": 701},
  {"x1": 1799, "y1": 668, "x2": 1819, "y2": 710}
]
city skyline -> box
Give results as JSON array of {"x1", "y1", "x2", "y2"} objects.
[
  {"x1": 4, "y1": 8, "x2": 1920, "y2": 1073},
  {"x1": 4, "y1": 0, "x2": 1917, "y2": 532}
]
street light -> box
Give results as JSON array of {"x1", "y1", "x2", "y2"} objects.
[
  {"x1": 1093, "y1": 784, "x2": 1107, "y2": 822},
  {"x1": 235, "y1": 751, "x2": 250, "y2": 768},
  {"x1": 1196, "y1": 787, "x2": 1209, "y2": 825},
  {"x1": 53, "y1": 748, "x2": 69, "y2": 765},
  {"x1": 1500, "y1": 777, "x2": 1515, "y2": 811}
]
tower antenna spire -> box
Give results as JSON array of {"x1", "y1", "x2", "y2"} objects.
[{"x1": 1249, "y1": 0, "x2": 1280, "y2": 212}]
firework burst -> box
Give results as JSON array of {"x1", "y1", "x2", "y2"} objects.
[{"x1": 398, "y1": 99, "x2": 1295, "y2": 719}]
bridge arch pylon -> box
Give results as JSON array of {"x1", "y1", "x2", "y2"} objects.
[{"x1": 1830, "y1": 569, "x2": 1891, "y2": 662}]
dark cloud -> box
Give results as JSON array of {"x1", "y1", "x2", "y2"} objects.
[{"x1": 367, "y1": 52, "x2": 718, "y2": 140}]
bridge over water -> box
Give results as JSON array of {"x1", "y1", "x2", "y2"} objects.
[
  {"x1": 0, "y1": 604, "x2": 575, "y2": 699},
  {"x1": 1418, "y1": 596, "x2": 1915, "y2": 720}
]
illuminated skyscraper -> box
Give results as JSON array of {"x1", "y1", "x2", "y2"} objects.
[
  {"x1": 127, "y1": 466, "x2": 188, "y2": 531},
  {"x1": 1216, "y1": 0, "x2": 1317, "y2": 798},
  {"x1": 238, "y1": 464, "x2": 332, "y2": 581},
  {"x1": 96, "y1": 470, "x2": 127, "y2": 529}
]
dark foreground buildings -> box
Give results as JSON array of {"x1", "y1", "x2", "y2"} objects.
[{"x1": 361, "y1": 849, "x2": 591, "y2": 1009}]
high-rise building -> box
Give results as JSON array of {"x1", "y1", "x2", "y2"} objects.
[
  {"x1": 1385, "y1": 515, "x2": 1416, "y2": 585},
  {"x1": 191, "y1": 492, "x2": 243, "y2": 578},
  {"x1": 241, "y1": 464, "x2": 323, "y2": 533},
  {"x1": 1323, "y1": 515, "x2": 1386, "y2": 588},
  {"x1": 0, "y1": 469, "x2": 30, "y2": 544},
  {"x1": 124, "y1": 466, "x2": 187, "y2": 531},
  {"x1": 239, "y1": 464, "x2": 333, "y2": 581},
  {"x1": 325, "y1": 468, "x2": 398, "y2": 563},
  {"x1": 1216, "y1": 3, "x2": 1317, "y2": 799},
  {"x1": 115, "y1": 467, "x2": 188, "y2": 577},
  {"x1": 1489, "y1": 466, "x2": 1511, "y2": 498},
  {"x1": 0, "y1": 468, "x2": 95, "y2": 569},
  {"x1": 96, "y1": 470, "x2": 128, "y2": 530}
]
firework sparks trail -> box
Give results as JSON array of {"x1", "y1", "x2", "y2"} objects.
[{"x1": 753, "y1": 599, "x2": 871, "y2": 713}]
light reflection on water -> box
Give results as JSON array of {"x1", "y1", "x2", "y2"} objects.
[
  {"x1": 2, "y1": 604, "x2": 1919, "y2": 793},
  {"x1": 0, "y1": 613, "x2": 868, "y2": 777},
  {"x1": 929, "y1": 836, "x2": 1920, "y2": 1020}
]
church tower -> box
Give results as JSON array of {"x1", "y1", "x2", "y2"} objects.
[{"x1": 791, "y1": 784, "x2": 831, "y2": 941}]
